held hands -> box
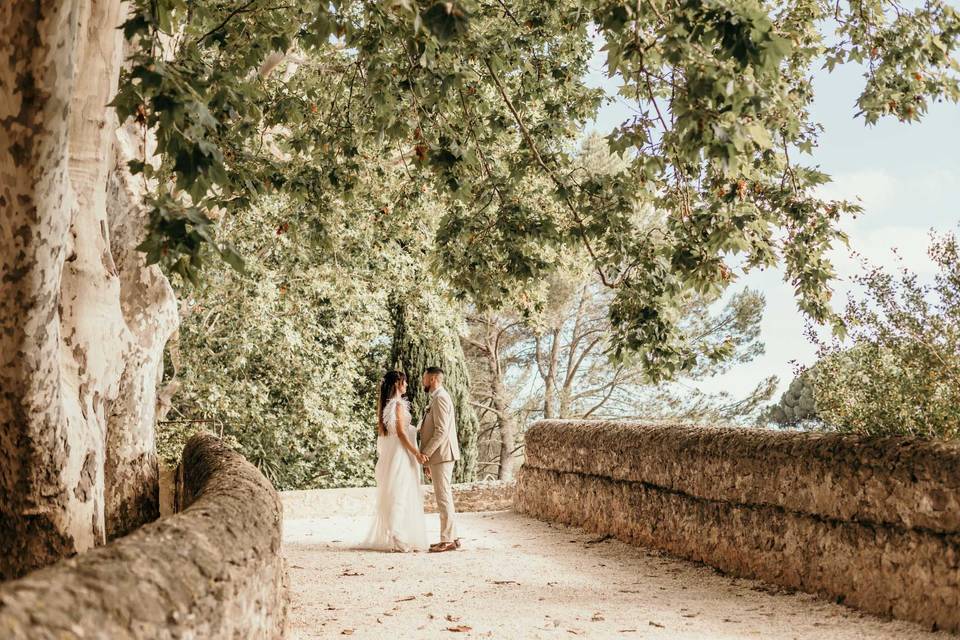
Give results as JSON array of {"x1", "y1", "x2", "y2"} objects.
[{"x1": 416, "y1": 452, "x2": 429, "y2": 465}]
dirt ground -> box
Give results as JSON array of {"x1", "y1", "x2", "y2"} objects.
[{"x1": 283, "y1": 509, "x2": 949, "y2": 639}]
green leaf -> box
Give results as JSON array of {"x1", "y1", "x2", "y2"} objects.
[
  {"x1": 421, "y1": 2, "x2": 469, "y2": 42},
  {"x1": 220, "y1": 244, "x2": 246, "y2": 274}
]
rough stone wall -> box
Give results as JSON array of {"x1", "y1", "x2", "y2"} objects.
[
  {"x1": 0, "y1": 434, "x2": 288, "y2": 639},
  {"x1": 516, "y1": 420, "x2": 960, "y2": 632},
  {"x1": 280, "y1": 481, "x2": 516, "y2": 520},
  {"x1": 423, "y1": 480, "x2": 515, "y2": 513}
]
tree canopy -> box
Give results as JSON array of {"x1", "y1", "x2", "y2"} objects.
[{"x1": 118, "y1": 0, "x2": 960, "y2": 381}]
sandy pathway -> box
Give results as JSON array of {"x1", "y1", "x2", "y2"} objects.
[{"x1": 284, "y1": 510, "x2": 948, "y2": 639}]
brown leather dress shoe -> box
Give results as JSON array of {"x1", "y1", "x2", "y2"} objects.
[{"x1": 429, "y1": 541, "x2": 458, "y2": 553}]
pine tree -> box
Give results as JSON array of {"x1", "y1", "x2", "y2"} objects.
[{"x1": 762, "y1": 369, "x2": 820, "y2": 426}]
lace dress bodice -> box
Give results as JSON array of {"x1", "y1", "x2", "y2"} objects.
[{"x1": 381, "y1": 397, "x2": 413, "y2": 436}]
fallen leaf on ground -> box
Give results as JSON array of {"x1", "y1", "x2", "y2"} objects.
[
  {"x1": 446, "y1": 615, "x2": 460, "y2": 622},
  {"x1": 591, "y1": 613, "x2": 604, "y2": 622},
  {"x1": 341, "y1": 630, "x2": 354, "y2": 636},
  {"x1": 649, "y1": 621, "x2": 665, "y2": 628},
  {"x1": 447, "y1": 625, "x2": 472, "y2": 632},
  {"x1": 396, "y1": 595, "x2": 416, "y2": 602},
  {"x1": 586, "y1": 534, "x2": 613, "y2": 544},
  {"x1": 341, "y1": 569, "x2": 362, "y2": 577},
  {"x1": 490, "y1": 580, "x2": 518, "y2": 585}
]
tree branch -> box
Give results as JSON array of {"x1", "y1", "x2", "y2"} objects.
[
  {"x1": 196, "y1": 0, "x2": 259, "y2": 45},
  {"x1": 484, "y1": 59, "x2": 620, "y2": 288}
]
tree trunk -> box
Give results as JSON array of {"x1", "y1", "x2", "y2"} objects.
[
  {"x1": 0, "y1": 0, "x2": 93, "y2": 580},
  {"x1": 104, "y1": 126, "x2": 179, "y2": 539},
  {"x1": 64, "y1": 0, "x2": 137, "y2": 542},
  {"x1": 474, "y1": 324, "x2": 517, "y2": 481},
  {"x1": 542, "y1": 328, "x2": 561, "y2": 419},
  {"x1": 489, "y1": 375, "x2": 517, "y2": 481},
  {"x1": 558, "y1": 285, "x2": 589, "y2": 418},
  {"x1": 0, "y1": 0, "x2": 179, "y2": 577}
]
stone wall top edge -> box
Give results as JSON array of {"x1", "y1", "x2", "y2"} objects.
[{"x1": 0, "y1": 434, "x2": 285, "y2": 638}]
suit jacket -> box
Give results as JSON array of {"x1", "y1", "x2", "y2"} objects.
[{"x1": 419, "y1": 386, "x2": 461, "y2": 464}]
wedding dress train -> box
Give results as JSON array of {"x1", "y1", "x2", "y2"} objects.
[{"x1": 361, "y1": 397, "x2": 429, "y2": 552}]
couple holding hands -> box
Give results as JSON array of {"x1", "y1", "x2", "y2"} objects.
[{"x1": 362, "y1": 367, "x2": 461, "y2": 553}]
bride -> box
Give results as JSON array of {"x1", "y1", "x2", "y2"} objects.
[{"x1": 361, "y1": 370, "x2": 429, "y2": 552}]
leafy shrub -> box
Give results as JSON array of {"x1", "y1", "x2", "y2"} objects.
[{"x1": 764, "y1": 230, "x2": 960, "y2": 439}]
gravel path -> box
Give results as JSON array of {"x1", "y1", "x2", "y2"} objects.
[{"x1": 284, "y1": 510, "x2": 947, "y2": 639}]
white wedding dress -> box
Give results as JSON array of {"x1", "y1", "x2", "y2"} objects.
[{"x1": 361, "y1": 397, "x2": 429, "y2": 552}]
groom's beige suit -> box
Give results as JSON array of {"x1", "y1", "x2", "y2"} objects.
[{"x1": 419, "y1": 385, "x2": 460, "y2": 543}]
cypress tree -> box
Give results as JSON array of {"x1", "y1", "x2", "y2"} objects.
[{"x1": 390, "y1": 293, "x2": 478, "y2": 482}]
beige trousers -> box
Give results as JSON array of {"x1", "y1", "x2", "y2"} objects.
[{"x1": 429, "y1": 461, "x2": 457, "y2": 542}]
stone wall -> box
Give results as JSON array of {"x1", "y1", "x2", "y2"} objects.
[
  {"x1": 0, "y1": 434, "x2": 287, "y2": 639},
  {"x1": 423, "y1": 480, "x2": 515, "y2": 513},
  {"x1": 281, "y1": 481, "x2": 515, "y2": 520},
  {"x1": 516, "y1": 420, "x2": 960, "y2": 632}
]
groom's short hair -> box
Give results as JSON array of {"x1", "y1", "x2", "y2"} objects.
[{"x1": 425, "y1": 366, "x2": 444, "y2": 375}]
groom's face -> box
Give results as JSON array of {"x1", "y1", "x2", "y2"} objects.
[{"x1": 423, "y1": 372, "x2": 443, "y2": 393}]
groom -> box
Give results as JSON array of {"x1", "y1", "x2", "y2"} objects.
[{"x1": 416, "y1": 366, "x2": 461, "y2": 553}]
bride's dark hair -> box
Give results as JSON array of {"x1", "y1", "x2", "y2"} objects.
[{"x1": 377, "y1": 370, "x2": 407, "y2": 436}]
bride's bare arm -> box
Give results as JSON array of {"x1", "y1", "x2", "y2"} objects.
[{"x1": 394, "y1": 402, "x2": 420, "y2": 457}]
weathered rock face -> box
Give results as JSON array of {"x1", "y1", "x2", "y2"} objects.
[
  {"x1": 279, "y1": 481, "x2": 516, "y2": 521},
  {"x1": 0, "y1": 434, "x2": 288, "y2": 639},
  {"x1": 516, "y1": 420, "x2": 960, "y2": 632},
  {"x1": 423, "y1": 480, "x2": 515, "y2": 514}
]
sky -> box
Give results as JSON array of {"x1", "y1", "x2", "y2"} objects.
[{"x1": 585, "y1": 38, "x2": 960, "y2": 402}]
